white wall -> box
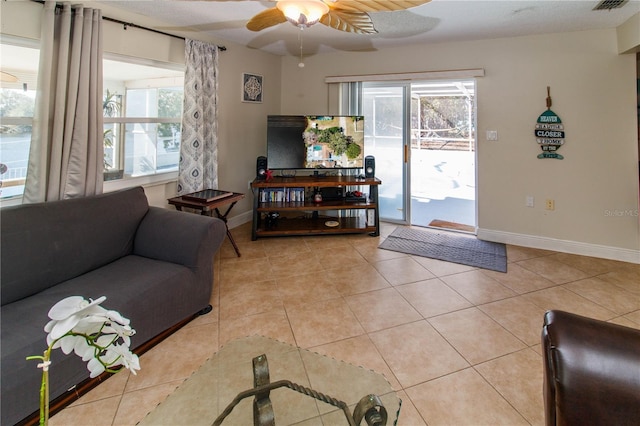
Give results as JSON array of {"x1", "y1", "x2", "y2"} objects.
[
  {"x1": 279, "y1": 29, "x2": 640, "y2": 261},
  {"x1": 617, "y1": 13, "x2": 640, "y2": 54}
]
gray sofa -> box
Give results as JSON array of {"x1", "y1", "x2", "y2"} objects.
[{"x1": 1, "y1": 187, "x2": 226, "y2": 425}]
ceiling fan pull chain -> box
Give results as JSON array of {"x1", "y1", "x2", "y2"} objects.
[{"x1": 298, "y1": 29, "x2": 305, "y2": 68}]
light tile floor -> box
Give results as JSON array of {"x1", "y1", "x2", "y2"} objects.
[{"x1": 50, "y1": 222, "x2": 640, "y2": 426}]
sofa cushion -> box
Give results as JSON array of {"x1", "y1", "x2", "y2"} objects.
[
  {"x1": 1, "y1": 187, "x2": 149, "y2": 305},
  {"x1": 1, "y1": 254, "x2": 201, "y2": 425}
]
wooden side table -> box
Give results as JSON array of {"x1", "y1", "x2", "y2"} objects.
[{"x1": 168, "y1": 191, "x2": 245, "y2": 257}]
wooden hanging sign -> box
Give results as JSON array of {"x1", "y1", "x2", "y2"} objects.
[{"x1": 535, "y1": 87, "x2": 565, "y2": 159}]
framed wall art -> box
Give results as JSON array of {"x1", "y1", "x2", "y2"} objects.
[{"x1": 242, "y1": 73, "x2": 263, "y2": 103}]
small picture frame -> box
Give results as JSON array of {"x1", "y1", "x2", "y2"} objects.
[{"x1": 242, "y1": 73, "x2": 263, "y2": 103}]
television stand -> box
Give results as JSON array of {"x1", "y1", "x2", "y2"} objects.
[{"x1": 250, "y1": 175, "x2": 381, "y2": 240}]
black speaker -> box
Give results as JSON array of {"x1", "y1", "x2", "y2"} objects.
[
  {"x1": 364, "y1": 155, "x2": 375, "y2": 178},
  {"x1": 256, "y1": 156, "x2": 268, "y2": 180},
  {"x1": 319, "y1": 187, "x2": 344, "y2": 201}
]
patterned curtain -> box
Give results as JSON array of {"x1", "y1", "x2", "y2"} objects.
[
  {"x1": 23, "y1": 1, "x2": 104, "y2": 202},
  {"x1": 177, "y1": 39, "x2": 219, "y2": 195}
]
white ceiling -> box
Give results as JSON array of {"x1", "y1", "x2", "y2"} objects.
[{"x1": 97, "y1": 0, "x2": 640, "y2": 57}]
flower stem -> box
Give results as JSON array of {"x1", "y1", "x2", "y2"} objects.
[
  {"x1": 26, "y1": 348, "x2": 52, "y2": 425},
  {"x1": 43, "y1": 354, "x2": 49, "y2": 426}
]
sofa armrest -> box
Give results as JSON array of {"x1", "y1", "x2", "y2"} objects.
[
  {"x1": 542, "y1": 310, "x2": 640, "y2": 426},
  {"x1": 134, "y1": 207, "x2": 226, "y2": 269}
]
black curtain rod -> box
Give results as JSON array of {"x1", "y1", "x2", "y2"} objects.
[
  {"x1": 32, "y1": 0, "x2": 227, "y2": 51},
  {"x1": 101, "y1": 16, "x2": 226, "y2": 51}
]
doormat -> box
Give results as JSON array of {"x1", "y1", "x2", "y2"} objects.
[{"x1": 379, "y1": 227, "x2": 507, "y2": 272}]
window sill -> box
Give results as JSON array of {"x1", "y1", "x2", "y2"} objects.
[
  {"x1": 103, "y1": 171, "x2": 178, "y2": 193},
  {"x1": 0, "y1": 172, "x2": 178, "y2": 206}
]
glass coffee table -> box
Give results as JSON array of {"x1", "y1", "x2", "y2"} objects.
[{"x1": 139, "y1": 335, "x2": 400, "y2": 425}]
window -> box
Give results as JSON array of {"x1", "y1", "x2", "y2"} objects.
[
  {"x1": 0, "y1": 40, "x2": 39, "y2": 200},
  {"x1": 103, "y1": 56, "x2": 184, "y2": 181},
  {"x1": 0, "y1": 44, "x2": 184, "y2": 200}
]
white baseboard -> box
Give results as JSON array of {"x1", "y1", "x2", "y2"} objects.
[
  {"x1": 477, "y1": 228, "x2": 640, "y2": 264},
  {"x1": 228, "y1": 209, "x2": 253, "y2": 230}
]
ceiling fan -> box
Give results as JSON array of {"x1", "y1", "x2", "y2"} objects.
[{"x1": 199, "y1": 0, "x2": 432, "y2": 34}]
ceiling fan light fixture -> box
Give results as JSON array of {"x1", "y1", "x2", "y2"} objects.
[{"x1": 276, "y1": 0, "x2": 330, "y2": 28}]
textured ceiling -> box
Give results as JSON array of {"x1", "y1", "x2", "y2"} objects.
[{"x1": 98, "y1": 0, "x2": 640, "y2": 57}]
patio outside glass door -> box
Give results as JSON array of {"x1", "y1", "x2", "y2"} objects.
[{"x1": 410, "y1": 80, "x2": 477, "y2": 232}]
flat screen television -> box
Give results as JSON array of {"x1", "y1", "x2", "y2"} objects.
[{"x1": 266, "y1": 115, "x2": 365, "y2": 170}]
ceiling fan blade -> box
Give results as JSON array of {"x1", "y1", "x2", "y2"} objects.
[
  {"x1": 329, "y1": 0, "x2": 431, "y2": 13},
  {"x1": 246, "y1": 6, "x2": 287, "y2": 31},
  {"x1": 1, "y1": 71, "x2": 19, "y2": 83},
  {"x1": 320, "y1": 10, "x2": 377, "y2": 34}
]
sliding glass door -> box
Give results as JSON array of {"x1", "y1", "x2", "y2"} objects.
[
  {"x1": 362, "y1": 82, "x2": 410, "y2": 223},
  {"x1": 356, "y1": 79, "x2": 477, "y2": 231}
]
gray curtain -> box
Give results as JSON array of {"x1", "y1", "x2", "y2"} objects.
[
  {"x1": 23, "y1": 1, "x2": 104, "y2": 203},
  {"x1": 178, "y1": 39, "x2": 219, "y2": 195}
]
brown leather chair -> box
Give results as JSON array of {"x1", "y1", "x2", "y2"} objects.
[{"x1": 542, "y1": 310, "x2": 640, "y2": 426}]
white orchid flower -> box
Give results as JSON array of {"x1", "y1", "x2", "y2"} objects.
[
  {"x1": 46, "y1": 317, "x2": 102, "y2": 348},
  {"x1": 46, "y1": 296, "x2": 108, "y2": 340},
  {"x1": 104, "y1": 344, "x2": 140, "y2": 375},
  {"x1": 42, "y1": 296, "x2": 138, "y2": 373},
  {"x1": 57, "y1": 335, "x2": 82, "y2": 355},
  {"x1": 29, "y1": 296, "x2": 141, "y2": 426},
  {"x1": 48, "y1": 296, "x2": 107, "y2": 320},
  {"x1": 75, "y1": 339, "x2": 96, "y2": 362},
  {"x1": 104, "y1": 309, "x2": 130, "y2": 326},
  {"x1": 102, "y1": 323, "x2": 135, "y2": 347},
  {"x1": 86, "y1": 357, "x2": 106, "y2": 378},
  {"x1": 125, "y1": 352, "x2": 140, "y2": 375},
  {"x1": 95, "y1": 334, "x2": 117, "y2": 348}
]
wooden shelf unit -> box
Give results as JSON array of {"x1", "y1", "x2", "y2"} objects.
[{"x1": 250, "y1": 175, "x2": 381, "y2": 240}]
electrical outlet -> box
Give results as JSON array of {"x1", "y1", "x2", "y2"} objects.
[
  {"x1": 526, "y1": 196, "x2": 534, "y2": 207},
  {"x1": 545, "y1": 199, "x2": 555, "y2": 210},
  {"x1": 486, "y1": 130, "x2": 498, "y2": 141}
]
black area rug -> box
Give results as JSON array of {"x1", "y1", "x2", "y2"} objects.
[{"x1": 379, "y1": 227, "x2": 507, "y2": 272}]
